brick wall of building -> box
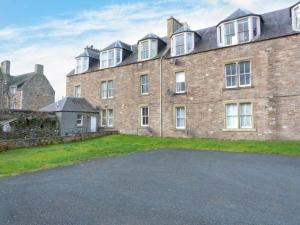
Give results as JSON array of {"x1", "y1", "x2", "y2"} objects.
[{"x1": 66, "y1": 34, "x2": 300, "y2": 140}]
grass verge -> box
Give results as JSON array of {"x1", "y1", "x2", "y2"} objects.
[{"x1": 0, "y1": 134, "x2": 299, "y2": 178}]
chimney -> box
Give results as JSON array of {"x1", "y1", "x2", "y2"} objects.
[
  {"x1": 167, "y1": 16, "x2": 183, "y2": 41},
  {"x1": 1, "y1": 60, "x2": 10, "y2": 75},
  {"x1": 35, "y1": 64, "x2": 44, "y2": 74}
]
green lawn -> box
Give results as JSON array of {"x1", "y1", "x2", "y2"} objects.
[{"x1": 0, "y1": 134, "x2": 300, "y2": 178}]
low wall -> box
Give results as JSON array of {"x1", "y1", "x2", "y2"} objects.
[{"x1": 0, "y1": 130, "x2": 118, "y2": 152}]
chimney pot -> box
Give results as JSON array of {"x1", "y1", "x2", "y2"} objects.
[
  {"x1": 1, "y1": 60, "x2": 10, "y2": 75},
  {"x1": 35, "y1": 64, "x2": 44, "y2": 74}
]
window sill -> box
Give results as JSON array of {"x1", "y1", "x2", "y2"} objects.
[
  {"x1": 223, "y1": 86, "x2": 254, "y2": 91},
  {"x1": 176, "y1": 127, "x2": 186, "y2": 130},
  {"x1": 174, "y1": 91, "x2": 187, "y2": 95},
  {"x1": 222, "y1": 128, "x2": 256, "y2": 132},
  {"x1": 141, "y1": 125, "x2": 150, "y2": 128},
  {"x1": 141, "y1": 93, "x2": 149, "y2": 96}
]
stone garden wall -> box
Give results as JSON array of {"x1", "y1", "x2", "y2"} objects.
[{"x1": 0, "y1": 130, "x2": 118, "y2": 152}]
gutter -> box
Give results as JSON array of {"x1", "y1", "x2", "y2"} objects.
[{"x1": 159, "y1": 47, "x2": 170, "y2": 137}]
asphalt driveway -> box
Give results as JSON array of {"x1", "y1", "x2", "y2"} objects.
[{"x1": 0, "y1": 149, "x2": 300, "y2": 225}]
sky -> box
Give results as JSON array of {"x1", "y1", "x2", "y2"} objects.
[{"x1": 0, "y1": 0, "x2": 296, "y2": 100}]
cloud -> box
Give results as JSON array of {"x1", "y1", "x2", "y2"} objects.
[{"x1": 0, "y1": 0, "x2": 296, "y2": 101}]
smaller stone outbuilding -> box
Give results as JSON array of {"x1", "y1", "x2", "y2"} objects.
[{"x1": 40, "y1": 97, "x2": 99, "y2": 136}]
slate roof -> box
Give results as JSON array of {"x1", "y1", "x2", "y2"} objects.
[
  {"x1": 138, "y1": 33, "x2": 165, "y2": 42},
  {"x1": 76, "y1": 47, "x2": 100, "y2": 59},
  {"x1": 102, "y1": 40, "x2": 132, "y2": 52},
  {"x1": 172, "y1": 25, "x2": 193, "y2": 35},
  {"x1": 67, "y1": 4, "x2": 300, "y2": 76},
  {"x1": 217, "y1": 8, "x2": 259, "y2": 26},
  {"x1": 9, "y1": 73, "x2": 35, "y2": 88},
  {"x1": 40, "y1": 97, "x2": 98, "y2": 113}
]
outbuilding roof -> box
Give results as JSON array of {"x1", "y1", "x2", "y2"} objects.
[{"x1": 40, "y1": 97, "x2": 98, "y2": 113}]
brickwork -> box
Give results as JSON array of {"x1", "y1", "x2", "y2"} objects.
[{"x1": 66, "y1": 35, "x2": 300, "y2": 140}]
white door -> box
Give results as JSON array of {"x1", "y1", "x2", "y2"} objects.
[{"x1": 90, "y1": 116, "x2": 97, "y2": 132}]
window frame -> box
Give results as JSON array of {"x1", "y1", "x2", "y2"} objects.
[
  {"x1": 237, "y1": 18, "x2": 249, "y2": 43},
  {"x1": 175, "y1": 71, "x2": 186, "y2": 93},
  {"x1": 75, "y1": 57, "x2": 89, "y2": 74},
  {"x1": 74, "y1": 85, "x2": 81, "y2": 97},
  {"x1": 140, "y1": 74, "x2": 149, "y2": 95},
  {"x1": 175, "y1": 106, "x2": 186, "y2": 130},
  {"x1": 225, "y1": 61, "x2": 251, "y2": 88},
  {"x1": 101, "y1": 80, "x2": 114, "y2": 99},
  {"x1": 224, "y1": 102, "x2": 253, "y2": 130},
  {"x1": 76, "y1": 114, "x2": 83, "y2": 127},
  {"x1": 140, "y1": 106, "x2": 149, "y2": 127},
  {"x1": 171, "y1": 32, "x2": 195, "y2": 57},
  {"x1": 101, "y1": 109, "x2": 114, "y2": 128},
  {"x1": 100, "y1": 48, "x2": 123, "y2": 69},
  {"x1": 217, "y1": 16, "x2": 260, "y2": 47},
  {"x1": 224, "y1": 21, "x2": 235, "y2": 46}
]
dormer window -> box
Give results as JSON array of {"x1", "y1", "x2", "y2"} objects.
[
  {"x1": 138, "y1": 38, "x2": 159, "y2": 61},
  {"x1": 217, "y1": 14, "x2": 261, "y2": 47},
  {"x1": 75, "y1": 57, "x2": 89, "y2": 74},
  {"x1": 137, "y1": 34, "x2": 165, "y2": 61},
  {"x1": 100, "y1": 48, "x2": 122, "y2": 69},
  {"x1": 171, "y1": 32, "x2": 195, "y2": 57},
  {"x1": 292, "y1": 4, "x2": 300, "y2": 31}
]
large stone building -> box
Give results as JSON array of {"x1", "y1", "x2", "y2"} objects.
[
  {"x1": 0, "y1": 61, "x2": 55, "y2": 111},
  {"x1": 66, "y1": 2, "x2": 300, "y2": 140}
]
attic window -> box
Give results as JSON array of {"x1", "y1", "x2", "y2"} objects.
[
  {"x1": 138, "y1": 39, "x2": 158, "y2": 61},
  {"x1": 218, "y1": 16, "x2": 261, "y2": 47},
  {"x1": 292, "y1": 4, "x2": 300, "y2": 31},
  {"x1": 75, "y1": 57, "x2": 89, "y2": 74},
  {"x1": 100, "y1": 48, "x2": 122, "y2": 69},
  {"x1": 171, "y1": 32, "x2": 195, "y2": 57}
]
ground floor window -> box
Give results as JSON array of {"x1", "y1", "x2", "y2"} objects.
[
  {"x1": 140, "y1": 106, "x2": 149, "y2": 126},
  {"x1": 101, "y1": 109, "x2": 113, "y2": 127},
  {"x1": 225, "y1": 102, "x2": 252, "y2": 129},
  {"x1": 76, "y1": 114, "x2": 83, "y2": 126},
  {"x1": 175, "y1": 106, "x2": 186, "y2": 129}
]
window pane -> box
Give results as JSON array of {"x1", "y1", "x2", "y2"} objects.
[
  {"x1": 116, "y1": 49, "x2": 121, "y2": 64},
  {"x1": 107, "y1": 80, "x2": 114, "y2": 98},
  {"x1": 101, "y1": 51, "x2": 108, "y2": 68},
  {"x1": 141, "y1": 41, "x2": 149, "y2": 59},
  {"x1": 239, "y1": 103, "x2": 252, "y2": 128},
  {"x1": 108, "y1": 109, "x2": 113, "y2": 127},
  {"x1": 253, "y1": 17, "x2": 258, "y2": 37},
  {"x1": 226, "y1": 104, "x2": 238, "y2": 129},
  {"x1": 150, "y1": 39, "x2": 157, "y2": 58},
  {"x1": 176, "y1": 72, "x2": 186, "y2": 92},
  {"x1": 238, "y1": 19, "x2": 249, "y2": 43},
  {"x1": 75, "y1": 85, "x2": 81, "y2": 97},
  {"x1": 108, "y1": 50, "x2": 114, "y2": 67},
  {"x1": 140, "y1": 75, "x2": 149, "y2": 94},
  {"x1": 187, "y1": 33, "x2": 194, "y2": 52},
  {"x1": 141, "y1": 107, "x2": 149, "y2": 126},
  {"x1": 224, "y1": 22, "x2": 235, "y2": 45},
  {"x1": 101, "y1": 110, "x2": 107, "y2": 126},
  {"x1": 176, "y1": 107, "x2": 185, "y2": 129},
  {"x1": 175, "y1": 34, "x2": 185, "y2": 55},
  {"x1": 225, "y1": 64, "x2": 237, "y2": 87},
  {"x1": 101, "y1": 81, "x2": 107, "y2": 99},
  {"x1": 76, "y1": 58, "x2": 81, "y2": 73},
  {"x1": 239, "y1": 61, "x2": 251, "y2": 86}
]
